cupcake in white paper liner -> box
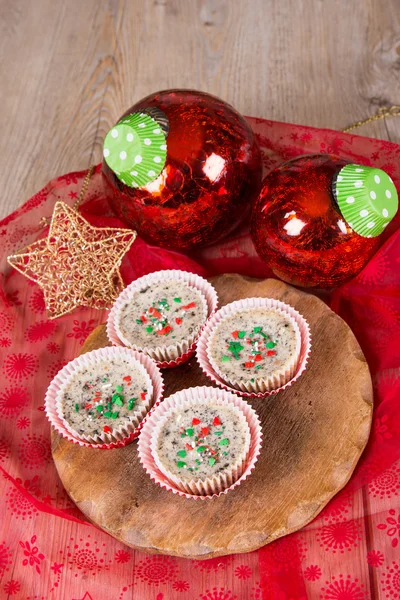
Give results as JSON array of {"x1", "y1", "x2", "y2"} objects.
[
  {"x1": 197, "y1": 297, "x2": 311, "y2": 397},
  {"x1": 45, "y1": 346, "x2": 164, "y2": 449},
  {"x1": 138, "y1": 386, "x2": 262, "y2": 499},
  {"x1": 107, "y1": 270, "x2": 218, "y2": 367}
]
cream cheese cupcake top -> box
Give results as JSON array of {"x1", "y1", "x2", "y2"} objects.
[
  {"x1": 153, "y1": 403, "x2": 250, "y2": 482},
  {"x1": 208, "y1": 308, "x2": 299, "y2": 383},
  {"x1": 117, "y1": 280, "x2": 207, "y2": 350},
  {"x1": 61, "y1": 356, "x2": 151, "y2": 438}
]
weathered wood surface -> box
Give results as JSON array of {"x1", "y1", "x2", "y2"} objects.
[{"x1": 0, "y1": 0, "x2": 399, "y2": 219}]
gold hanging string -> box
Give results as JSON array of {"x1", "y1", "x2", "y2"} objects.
[
  {"x1": 73, "y1": 164, "x2": 95, "y2": 210},
  {"x1": 40, "y1": 164, "x2": 95, "y2": 228},
  {"x1": 341, "y1": 105, "x2": 400, "y2": 133}
]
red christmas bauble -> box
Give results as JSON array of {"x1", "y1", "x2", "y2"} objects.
[
  {"x1": 102, "y1": 90, "x2": 262, "y2": 250},
  {"x1": 251, "y1": 155, "x2": 381, "y2": 288}
]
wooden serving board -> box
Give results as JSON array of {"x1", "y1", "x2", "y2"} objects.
[{"x1": 51, "y1": 275, "x2": 373, "y2": 560}]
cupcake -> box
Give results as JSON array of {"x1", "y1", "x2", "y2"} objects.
[
  {"x1": 197, "y1": 298, "x2": 310, "y2": 396},
  {"x1": 107, "y1": 270, "x2": 218, "y2": 366},
  {"x1": 45, "y1": 346, "x2": 164, "y2": 447},
  {"x1": 138, "y1": 386, "x2": 262, "y2": 498}
]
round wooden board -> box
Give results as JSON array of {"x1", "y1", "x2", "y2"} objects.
[{"x1": 51, "y1": 275, "x2": 373, "y2": 560}]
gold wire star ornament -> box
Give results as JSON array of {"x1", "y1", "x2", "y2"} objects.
[{"x1": 7, "y1": 200, "x2": 136, "y2": 319}]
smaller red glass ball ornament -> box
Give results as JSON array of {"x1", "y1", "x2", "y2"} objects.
[
  {"x1": 102, "y1": 89, "x2": 262, "y2": 251},
  {"x1": 250, "y1": 154, "x2": 391, "y2": 289}
]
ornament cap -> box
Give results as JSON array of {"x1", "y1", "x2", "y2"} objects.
[
  {"x1": 103, "y1": 112, "x2": 167, "y2": 188},
  {"x1": 334, "y1": 164, "x2": 398, "y2": 237}
]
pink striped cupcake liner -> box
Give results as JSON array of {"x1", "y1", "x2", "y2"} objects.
[
  {"x1": 196, "y1": 297, "x2": 311, "y2": 398},
  {"x1": 45, "y1": 346, "x2": 164, "y2": 449},
  {"x1": 107, "y1": 270, "x2": 218, "y2": 368},
  {"x1": 137, "y1": 385, "x2": 262, "y2": 500}
]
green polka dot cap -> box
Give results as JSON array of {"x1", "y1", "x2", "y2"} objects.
[
  {"x1": 335, "y1": 164, "x2": 398, "y2": 237},
  {"x1": 103, "y1": 113, "x2": 167, "y2": 188}
]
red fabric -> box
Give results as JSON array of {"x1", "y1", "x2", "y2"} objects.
[{"x1": 0, "y1": 117, "x2": 400, "y2": 600}]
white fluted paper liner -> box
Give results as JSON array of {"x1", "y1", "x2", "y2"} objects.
[
  {"x1": 45, "y1": 346, "x2": 164, "y2": 449},
  {"x1": 107, "y1": 270, "x2": 218, "y2": 367},
  {"x1": 197, "y1": 297, "x2": 311, "y2": 398},
  {"x1": 138, "y1": 386, "x2": 262, "y2": 500}
]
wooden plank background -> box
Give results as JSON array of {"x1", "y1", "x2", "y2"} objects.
[{"x1": 0, "y1": 0, "x2": 399, "y2": 219}]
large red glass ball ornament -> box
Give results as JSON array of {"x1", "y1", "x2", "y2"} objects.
[
  {"x1": 251, "y1": 155, "x2": 381, "y2": 288},
  {"x1": 102, "y1": 90, "x2": 262, "y2": 250}
]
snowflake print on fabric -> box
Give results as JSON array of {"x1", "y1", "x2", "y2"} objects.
[
  {"x1": 369, "y1": 463, "x2": 400, "y2": 499},
  {"x1": 374, "y1": 414, "x2": 393, "y2": 442},
  {"x1": 0, "y1": 385, "x2": 29, "y2": 418},
  {"x1": 317, "y1": 520, "x2": 362, "y2": 553},
  {"x1": 57, "y1": 172, "x2": 79, "y2": 185},
  {"x1": 375, "y1": 367, "x2": 400, "y2": 396},
  {"x1": 374, "y1": 329, "x2": 400, "y2": 362},
  {"x1": 381, "y1": 561, "x2": 400, "y2": 599},
  {"x1": 19, "y1": 535, "x2": 45, "y2": 574},
  {"x1": 47, "y1": 360, "x2": 67, "y2": 381},
  {"x1": 21, "y1": 189, "x2": 47, "y2": 212},
  {"x1": 381, "y1": 161, "x2": 396, "y2": 176},
  {"x1": 300, "y1": 131, "x2": 313, "y2": 143},
  {"x1": 322, "y1": 490, "x2": 353, "y2": 523},
  {"x1": 17, "y1": 416, "x2": 30, "y2": 429},
  {"x1": 193, "y1": 555, "x2": 233, "y2": 573},
  {"x1": 320, "y1": 574, "x2": 367, "y2": 599},
  {"x1": 5, "y1": 485, "x2": 39, "y2": 520},
  {"x1": 25, "y1": 320, "x2": 56, "y2": 342},
  {"x1": 67, "y1": 319, "x2": 95, "y2": 345},
  {"x1": 46, "y1": 342, "x2": 60, "y2": 354},
  {"x1": 21, "y1": 475, "x2": 41, "y2": 496},
  {"x1": 49, "y1": 562, "x2": 64, "y2": 592},
  {"x1": 4, "y1": 290, "x2": 22, "y2": 307},
  {"x1": 250, "y1": 583, "x2": 263, "y2": 600},
  {"x1": 114, "y1": 549, "x2": 131, "y2": 563},
  {"x1": 235, "y1": 565, "x2": 252, "y2": 579},
  {"x1": 378, "y1": 509, "x2": 400, "y2": 548},
  {"x1": 18, "y1": 433, "x2": 51, "y2": 470},
  {"x1": 367, "y1": 550, "x2": 384, "y2": 567},
  {"x1": 172, "y1": 580, "x2": 190, "y2": 592},
  {"x1": 59, "y1": 535, "x2": 113, "y2": 577},
  {"x1": 3, "y1": 580, "x2": 20, "y2": 595},
  {"x1": 357, "y1": 252, "x2": 389, "y2": 286},
  {"x1": 0, "y1": 541, "x2": 12, "y2": 576},
  {"x1": 367, "y1": 297, "x2": 400, "y2": 331},
  {"x1": 0, "y1": 337, "x2": 11, "y2": 347},
  {"x1": 29, "y1": 289, "x2": 46, "y2": 314},
  {"x1": 304, "y1": 564, "x2": 322, "y2": 581},
  {"x1": 51, "y1": 562, "x2": 63, "y2": 574},
  {"x1": 8, "y1": 226, "x2": 38, "y2": 245},
  {"x1": 134, "y1": 555, "x2": 178, "y2": 586},
  {"x1": 0, "y1": 310, "x2": 14, "y2": 333},
  {"x1": 197, "y1": 588, "x2": 237, "y2": 600},
  {"x1": 269, "y1": 535, "x2": 308, "y2": 571},
  {"x1": 0, "y1": 437, "x2": 10, "y2": 462},
  {"x1": 359, "y1": 456, "x2": 386, "y2": 487},
  {"x1": 3, "y1": 353, "x2": 39, "y2": 380}
]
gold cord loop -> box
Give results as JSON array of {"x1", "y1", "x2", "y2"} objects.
[
  {"x1": 74, "y1": 164, "x2": 95, "y2": 210},
  {"x1": 342, "y1": 106, "x2": 400, "y2": 133},
  {"x1": 40, "y1": 165, "x2": 95, "y2": 228}
]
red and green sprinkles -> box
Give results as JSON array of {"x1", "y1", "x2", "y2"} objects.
[
  {"x1": 221, "y1": 327, "x2": 278, "y2": 370},
  {"x1": 175, "y1": 415, "x2": 229, "y2": 472},
  {"x1": 73, "y1": 372, "x2": 147, "y2": 433},
  {"x1": 136, "y1": 296, "x2": 198, "y2": 338}
]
